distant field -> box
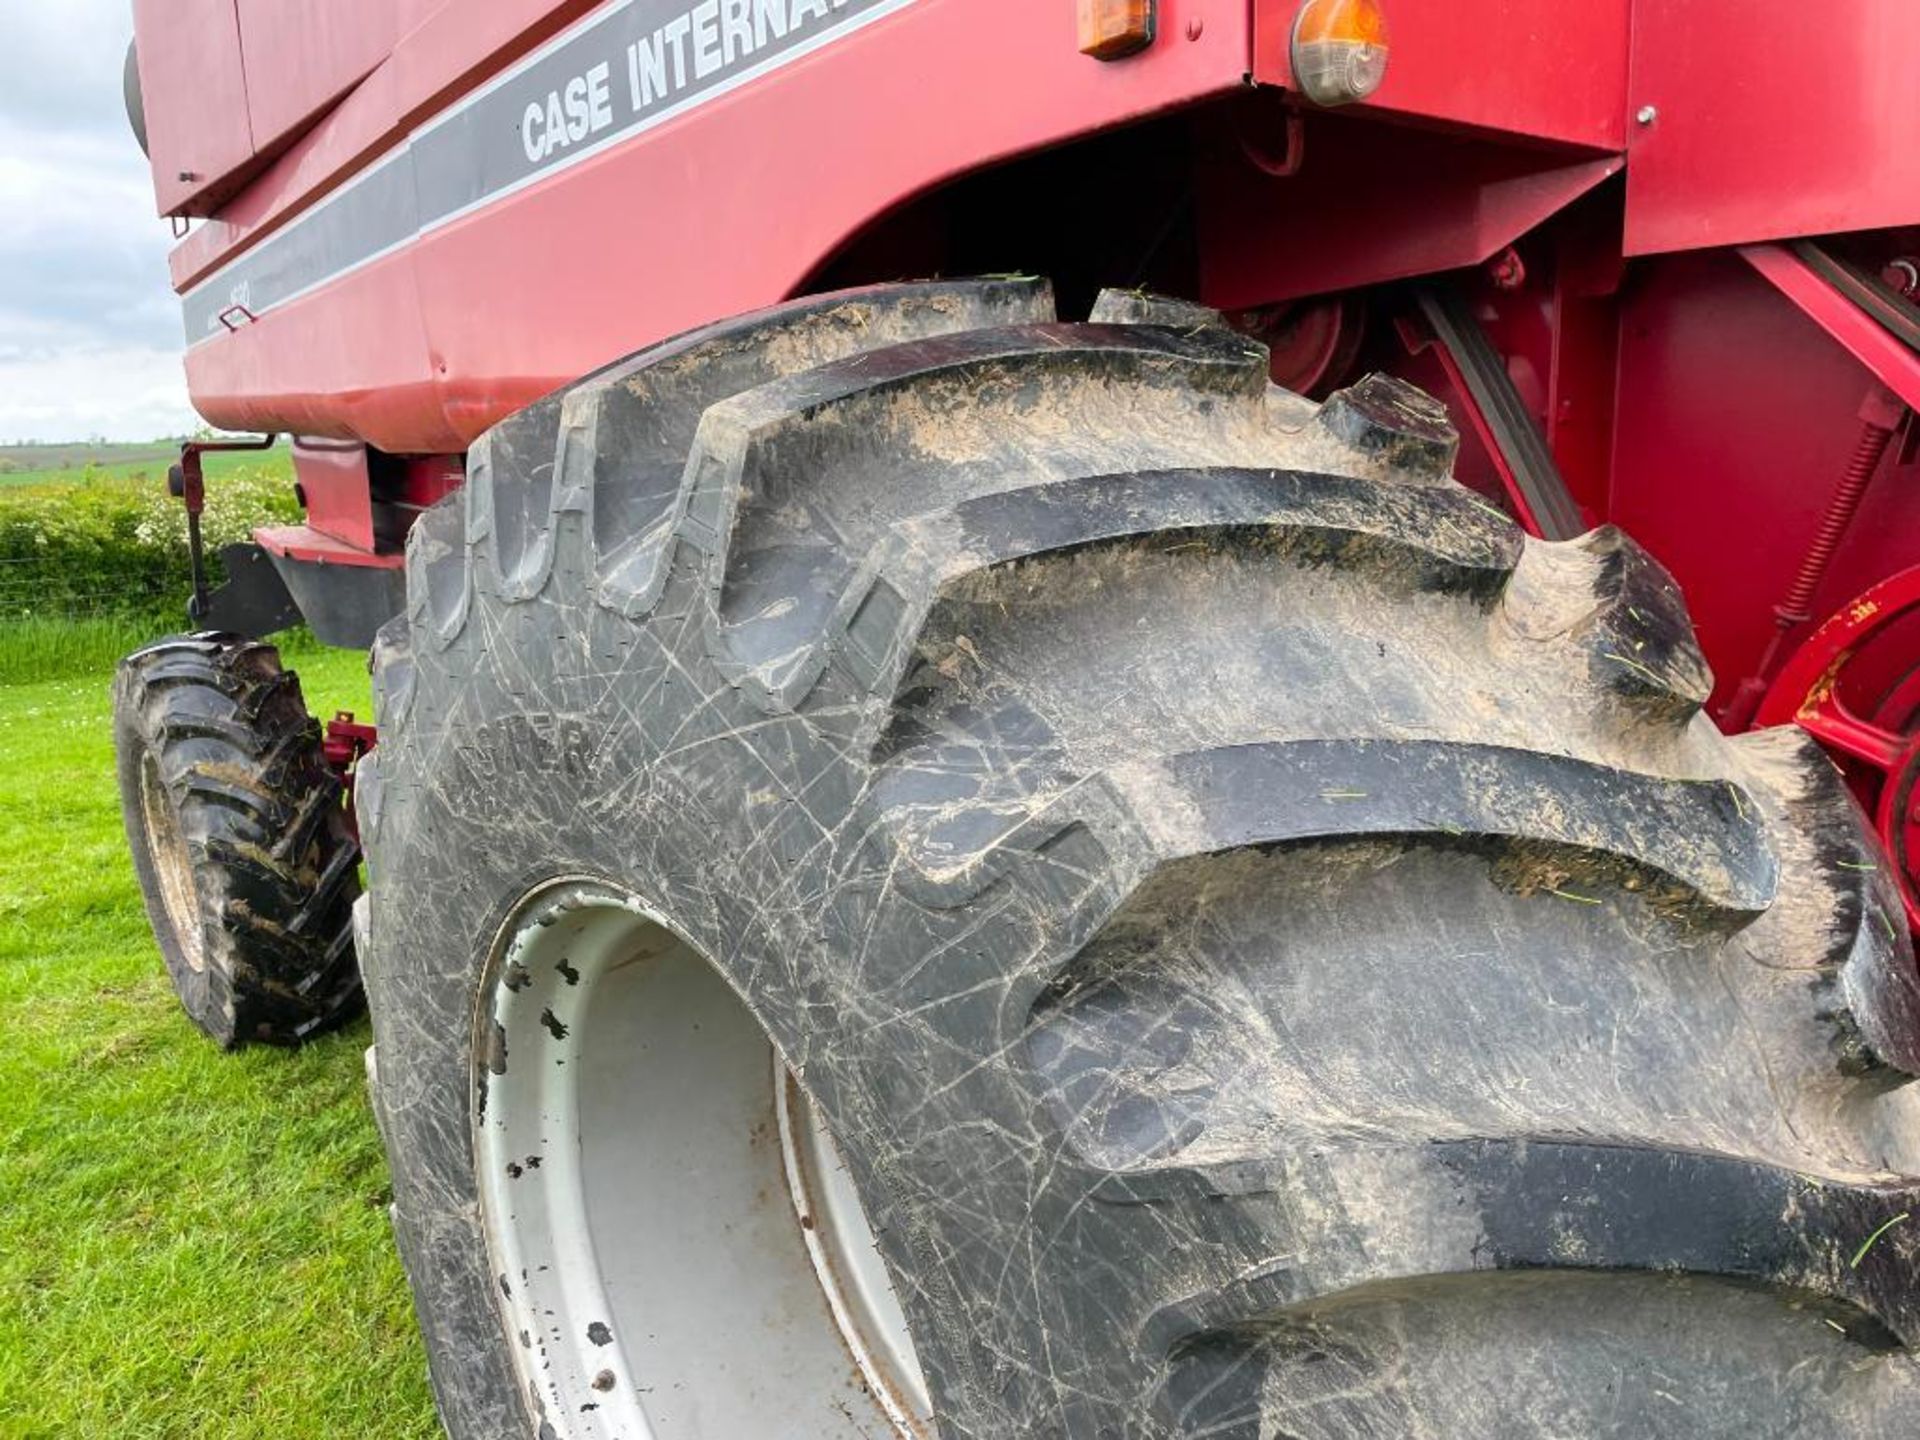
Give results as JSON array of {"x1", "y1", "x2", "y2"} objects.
[{"x1": 0, "y1": 443, "x2": 291, "y2": 490}]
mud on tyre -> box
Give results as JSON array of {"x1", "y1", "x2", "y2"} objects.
[
  {"x1": 114, "y1": 633, "x2": 361, "y2": 1048},
  {"x1": 359, "y1": 279, "x2": 1920, "y2": 1438}
]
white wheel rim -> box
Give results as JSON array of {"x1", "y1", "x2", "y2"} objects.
[
  {"x1": 475, "y1": 881, "x2": 935, "y2": 1439},
  {"x1": 139, "y1": 749, "x2": 205, "y2": 972}
]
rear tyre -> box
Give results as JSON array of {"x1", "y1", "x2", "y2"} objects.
[
  {"x1": 360, "y1": 280, "x2": 1920, "y2": 1438},
  {"x1": 113, "y1": 633, "x2": 362, "y2": 1047}
]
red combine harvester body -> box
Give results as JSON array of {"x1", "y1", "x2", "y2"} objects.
[
  {"x1": 116, "y1": 4, "x2": 1920, "y2": 1437},
  {"x1": 135, "y1": 0, "x2": 1920, "y2": 911}
]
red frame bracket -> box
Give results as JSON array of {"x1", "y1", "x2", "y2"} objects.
[
  {"x1": 1741, "y1": 244, "x2": 1920, "y2": 413},
  {"x1": 322, "y1": 712, "x2": 379, "y2": 841},
  {"x1": 167, "y1": 433, "x2": 279, "y2": 619}
]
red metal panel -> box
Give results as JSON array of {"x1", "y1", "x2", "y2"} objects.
[
  {"x1": 255, "y1": 525, "x2": 406, "y2": 568},
  {"x1": 169, "y1": 0, "x2": 655, "y2": 292},
  {"x1": 291, "y1": 440, "x2": 377, "y2": 551},
  {"x1": 1253, "y1": 0, "x2": 1630, "y2": 151},
  {"x1": 1625, "y1": 0, "x2": 1920, "y2": 255},
  {"x1": 1607, "y1": 252, "x2": 1920, "y2": 713},
  {"x1": 383, "y1": 0, "x2": 607, "y2": 111},
  {"x1": 235, "y1": 0, "x2": 402, "y2": 154},
  {"x1": 187, "y1": 249, "x2": 458, "y2": 451},
  {"x1": 1545, "y1": 232, "x2": 1622, "y2": 517},
  {"x1": 183, "y1": 0, "x2": 1253, "y2": 452},
  {"x1": 1198, "y1": 111, "x2": 1621, "y2": 309},
  {"x1": 134, "y1": 0, "x2": 255, "y2": 216},
  {"x1": 167, "y1": 67, "x2": 403, "y2": 294},
  {"x1": 1740, "y1": 245, "x2": 1920, "y2": 415}
]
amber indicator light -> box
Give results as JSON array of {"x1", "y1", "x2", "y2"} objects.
[{"x1": 1291, "y1": 0, "x2": 1391, "y2": 106}]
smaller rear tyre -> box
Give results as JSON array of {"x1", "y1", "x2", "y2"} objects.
[{"x1": 113, "y1": 633, "x2": 362, "y2": 1048}]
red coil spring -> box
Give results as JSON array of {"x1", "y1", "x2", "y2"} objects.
[{"x1": 1774, "y1": 416, "x2": 1899, "y2": 625}]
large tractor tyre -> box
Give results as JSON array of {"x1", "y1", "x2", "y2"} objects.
[
  {"x1": 113, "y1": 633, "x2": 362, "y2": 1047},
  {"x1": 359, "y1": 278, "x2": 1920, "y2": 1440}
]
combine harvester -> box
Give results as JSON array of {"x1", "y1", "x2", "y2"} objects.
[{"x1": 117, "y1": 1, "x2": 1920, "y2": 1434}]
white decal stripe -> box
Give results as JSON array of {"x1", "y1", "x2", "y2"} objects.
[
  {"x1": 410, "y1": 0, "x2": 643, "y2": 144},
  {"x1": 424, "y1": 0, "x2": 920, "y2": 237},
  {"x1": 182, "y1": 0, "x2": 922, "y2": 349}
]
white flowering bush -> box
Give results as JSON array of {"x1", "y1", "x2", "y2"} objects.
[{"x1": 0, "y1": 460, "x2": 302, "y2": 621}]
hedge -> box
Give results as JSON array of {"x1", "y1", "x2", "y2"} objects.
[{"x1": 0, "y1": 464, "x2": 302, "y2": 623}]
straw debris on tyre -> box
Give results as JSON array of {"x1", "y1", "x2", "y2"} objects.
[{"x1": 358, "y1": 278, "x2": 1920, "y2": 1439}]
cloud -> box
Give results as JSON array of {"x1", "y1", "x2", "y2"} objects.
[
  {"x1": 0, "y1": 1, "x2": 200, "y2": 441},
  {"x1": 0, "y1": 342, "x2": 193, "y2": 443},
  {"x1": 2, "y1": 6, "x2": 139, "y2": 132}
]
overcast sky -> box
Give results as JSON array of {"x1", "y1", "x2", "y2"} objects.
[{"x1": 0, "y1": 3, "x2": 200, "y2": 442}]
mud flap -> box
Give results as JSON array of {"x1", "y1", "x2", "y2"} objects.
[{"x1": 194, "y1": 542, "x2": 301, "y2": 637}]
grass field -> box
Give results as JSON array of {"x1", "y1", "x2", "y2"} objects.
[
  {"x1": 0, "y1": 617, "x2": 189, "y2": 687},
  {"x1": 0, "y1": 443, "x2": 289, "y2": 489},
  {"x1": 0, "y1": 636, "x2": 438, "y2": 1440}
]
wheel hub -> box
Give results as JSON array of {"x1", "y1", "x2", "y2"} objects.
[{"x1": 474, "y1": 882, "x2": 933, "y2": 1439}]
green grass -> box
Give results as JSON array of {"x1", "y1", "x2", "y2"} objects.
[
  {"x1": 0, "y1": 639, "x2": 436, "y2": 1440},
  {"x1": 0, "y1": 445, "x2": 289, "y2": 489},
  {"x1": 0, "y1": 620, "x2": 342, "y2": 687},
  {"x1": 0, "y1": 616, "x2": 169, "y2": 686}
]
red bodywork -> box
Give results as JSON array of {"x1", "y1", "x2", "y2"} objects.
[{"x1": 133, "y1": 0, "x2": 1920, "y2": 901}]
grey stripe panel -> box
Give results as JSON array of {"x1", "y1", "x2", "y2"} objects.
[
  {"x1": 184, "y1": 152, "x2": 419, "y2": 341},
  {"x1": 183, "y1": 0, "x2": 914, "y2": 344}
]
